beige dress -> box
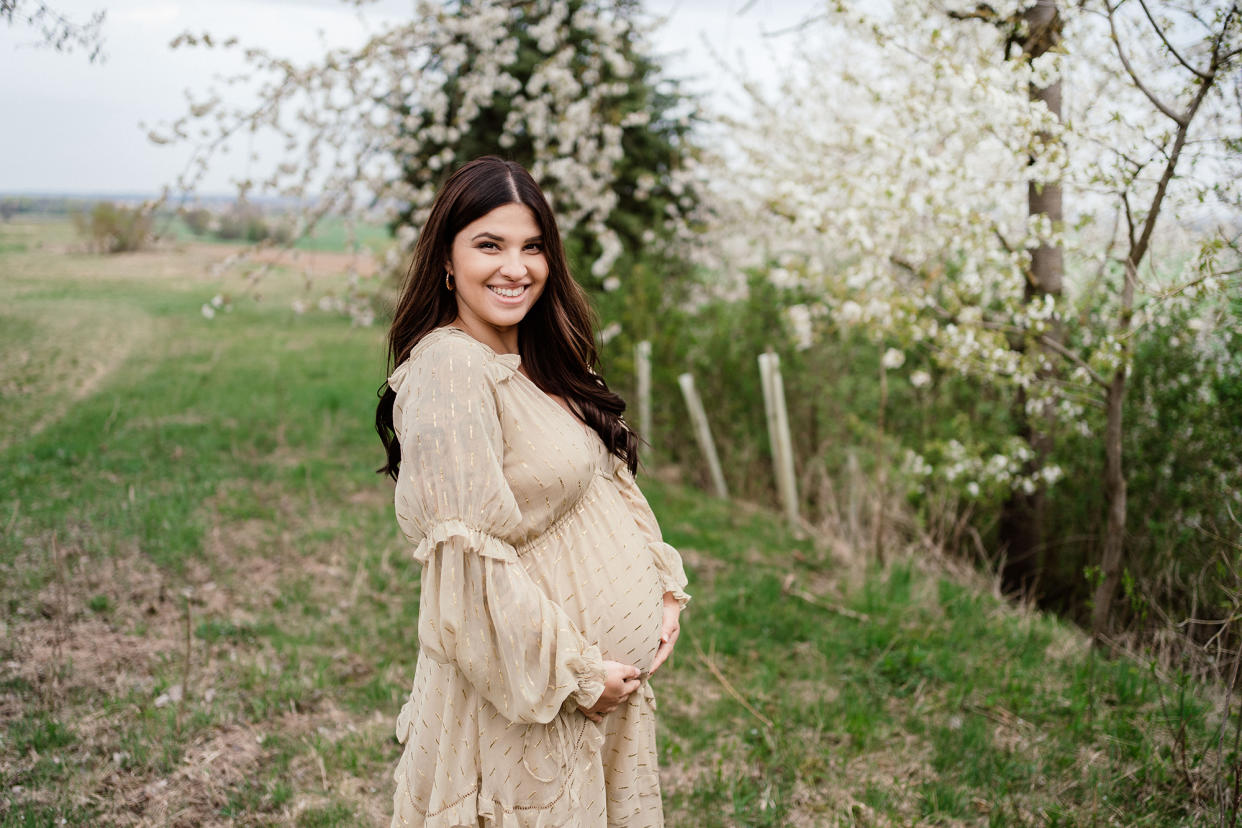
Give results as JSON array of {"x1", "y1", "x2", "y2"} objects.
[{"x1": 388, "y1": 326, "x2": 691, "y2": 828}]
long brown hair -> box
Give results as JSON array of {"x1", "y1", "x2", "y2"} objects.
[{"x1": 376, "y1": 156, "x2": 638, "y2": 480}]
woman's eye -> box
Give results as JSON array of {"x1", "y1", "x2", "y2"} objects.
[
  {"x1": 524, "y1": 243, "x2": 543, "y2": 253},
  {"x1": 478, "y1": 242, "x2": 498, "y2": 250}
]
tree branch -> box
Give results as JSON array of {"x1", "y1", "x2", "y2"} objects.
[
  {"x1": 947, "y1": 6, "x2": 1000, "y2": 23},
  {"x1": 969, "y1": 312, "x2": 1108, "y2": 389},
  {"x1": 1131, "y1": 74, "x2": 1214, "y2": 267},
  {"x1": 761, "y1": 12, "x2": 828, "y2": 38},
  {"x1": 888, "y1": 255, "x2": 921, "y2": 277},
  {"x1": 1037, "y1": 334, "x2": 1109, "y2": 388},
  {"x1": 1107, "y1": 1, "x2": 1187, "y2": 125},
  {"x1": 1136, "y1": 0, "x2": 1210, "y2": 79},
  {"x1": 0, "y1": 0, "x2": 106, "y2": 62},
  {"x1": 1152, "y1": 266, "x2": 1241, "y2": 302},
  {"x1": 1120, "y1": 189, "x2": 1137, "y2": 250}
]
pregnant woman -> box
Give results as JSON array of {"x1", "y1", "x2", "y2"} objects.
[{"x1": 376, "y1": 156, "x2": 691, "y2": 827}]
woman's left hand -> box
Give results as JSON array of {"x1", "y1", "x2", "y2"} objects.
[{"x1": 648, "y1": 592, "x2": 682, "y2": 677}]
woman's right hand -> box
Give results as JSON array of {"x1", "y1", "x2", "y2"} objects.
[{"x1": 579, "y1": 661, "x2": 642, "y2": 723}]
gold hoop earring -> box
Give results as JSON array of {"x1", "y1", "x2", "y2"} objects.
[{"x1": 445, "y1": 272, "x2": 454, "y2": 291}]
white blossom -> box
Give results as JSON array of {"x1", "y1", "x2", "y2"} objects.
[
  {"x1": 787, "y1": 304, "x2": 813, "y2": 350},
  {"x1": 881, "y1": 348, "x2": 906, "y2": 370}
]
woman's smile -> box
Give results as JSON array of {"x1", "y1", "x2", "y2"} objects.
[{"x1": 488, "y1": 283, "x2": 528, "y2": 300}]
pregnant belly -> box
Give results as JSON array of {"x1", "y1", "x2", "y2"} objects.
[
  {"x1": 519, "y1": 513, "x2": 665, "y2": 674},
  {"x1": 587, "y1": 567, "x2": 664, "y2": 674}
]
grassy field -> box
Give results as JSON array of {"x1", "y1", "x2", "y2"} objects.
[
  {"x1": 0, "y1": 219, "x2": 1227, "y2": 826},
  {"x1": 158, "y1": 214, "x2": 394, "y2": 255}
]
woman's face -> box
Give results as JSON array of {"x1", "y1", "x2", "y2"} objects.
[{"x1": 446, "y1": 202, "x2": 549, "y2": 338}]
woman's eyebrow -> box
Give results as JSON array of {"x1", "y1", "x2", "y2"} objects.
[{"x1": 470, "y1": 232, "x2": 544, "y2": 243}]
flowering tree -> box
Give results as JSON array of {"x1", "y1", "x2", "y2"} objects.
[
  {"x1": 385, "y1": 0, "x2": 702, "y2": 281},
  {"x1": 941, "y1": 0, "x2": 1067, "y2": 593},
  {"x1": 713, "y1": 0, "x2": 1241, "y2": 636},
  {"x1": 153, "y1": 0, "x2": 703, "y2": 321}
]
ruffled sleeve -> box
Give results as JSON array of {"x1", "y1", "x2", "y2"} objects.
[
  {"x1": 390, "y1": 332, "x2": 606, "y2": 723},
  {"x1": 611, "y1": 459, "x2": 692, "y2": 609}
]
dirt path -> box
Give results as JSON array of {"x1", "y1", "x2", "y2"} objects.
[{"x1": 0, "y1": 302, "x2": 157, "y2": 453}]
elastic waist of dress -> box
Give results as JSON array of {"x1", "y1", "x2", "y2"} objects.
[{"x1": 513, "y1": 472, "x2": 607, "y2": 557}]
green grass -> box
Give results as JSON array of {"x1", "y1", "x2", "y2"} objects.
[
  {"x1": 160, "y1": 213, "x2": 393, "y2": 254},
  {"x1": 0, "y1": 218, "x2": 1229, "y2": 825},
  {"x1": 646, "y1": 477, "x2": 1219, "y2": 825}
]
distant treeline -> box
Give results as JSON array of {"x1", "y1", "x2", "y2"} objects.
[
  {"x1": 0, "y1": 195, "x2": 134, "y2": 219},
  {"x1": 2, "y1": 196, "x2": 300, "y2": 253},
  {"x1": 0, "y1": 193, "x2": 304, "y2": 221}
]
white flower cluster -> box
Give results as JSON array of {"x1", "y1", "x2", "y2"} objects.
[
  {"x1": 787, "y1": 304, "x2": 814, "y2": 350},
  {"x1": 385, "y1": 0, "x2": 654, "y2": 280},
  {"x1": 915, "y1": 437, "x2": 1065, "y2": 500}
]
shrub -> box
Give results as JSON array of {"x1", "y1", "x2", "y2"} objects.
[
  {"x1": 181, "y1": 206, "x2": 212, "y2": 235},
  {"x1": 72, "y1": 202, "x2": 153, "y2": 253},
  {"x1": 1043, "y1": 296, "x2": 1242, "y2": 637},
  {"x1": 214, "y1": 207, "x2": 251, "y2": 241},
  {"x1": 214, "y1": 204, "x2": 291, "y2": 244}
]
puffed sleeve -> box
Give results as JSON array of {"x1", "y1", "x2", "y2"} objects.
[
  {"x1": 612, "y1": 459, "x2": 692, "y2": 609},
  {"x1": 390, "y1": 336, "x2": 606, "y2": 723}
]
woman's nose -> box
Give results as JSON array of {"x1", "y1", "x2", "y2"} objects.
[{"x1": 498, "y1": 253, "x2": 527, "y2": 278}]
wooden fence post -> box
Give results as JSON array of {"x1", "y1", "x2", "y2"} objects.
[
  {"x1": 635, "y1": 340, "x2": 652, "y2": 447},
  {"x1": 758, "y1": 351, "x2": 800, "y2": 526},
  {"x1": 873, "y1": 361, "x2": 889, "y2": 565},
  {"x1": 677, "y1": 372, "x2": 728, "y2": 499},
  {"x1": 846, "y1": 449, "x2": 861, "y2": 542}
]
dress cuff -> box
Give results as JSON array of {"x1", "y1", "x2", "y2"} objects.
[
  {"x1": 411, "y1": 518, "x2": 519, "y2": 565},
  {"x1": 565, "y1": 644, "x2": 607, "y2": 711},
  {"x1": 650, "y1": 541, "x2": 691, "y2": 609}
]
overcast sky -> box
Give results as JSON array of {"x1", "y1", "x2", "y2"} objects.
[{"x1": 0, "y1": 0, "x2": 815, "y2": 195}]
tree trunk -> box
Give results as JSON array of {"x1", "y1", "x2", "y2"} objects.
[
  {"x1": 1092, "y1": 256, "x2": 1137, "y2": 641},
  {"x1": 1092, "y1": 367, "x2": 1128, "y2": 640},
  {"x1": 1087, "y1": 13, "x2": 1217, "y2": 636},
  {"x1": 999, "y1": 385, "x2": 1043, "y2": 594},
  {"x1": 999, "y1": 0, "x2": 1063, "y2": 597}
]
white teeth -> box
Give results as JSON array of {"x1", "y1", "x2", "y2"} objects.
[{"x1": 489, "y1": 285, "x2": 525, "y2": 298}]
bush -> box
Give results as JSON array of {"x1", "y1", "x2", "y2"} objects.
[
  {"x1": 181, "y1": 206, "x2": 212, "y2": 235},
  {"x1": 213, "y1": 204, "x2": 291, "y2": 244},
  {"x1": 214, "y1": 207, "x2": 252, "y2": 241},
  {"x1": 72, "y1": 202, "x2": 153, "y2": 253},
  {"x1": 1043, "y1": 296, "x2": 1242, "y2": 636}
]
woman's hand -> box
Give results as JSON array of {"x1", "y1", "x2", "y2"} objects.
[
  {"x1": 648, "y1": 592, "x2": 682, "y2": 677},
  {"x1": 579, "y1": 661, "x2": 642, "y2": 723}
]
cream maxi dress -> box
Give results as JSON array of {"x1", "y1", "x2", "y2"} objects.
[{"x1": 387, "y1": 326, "x2": 691, "y2": 828}]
